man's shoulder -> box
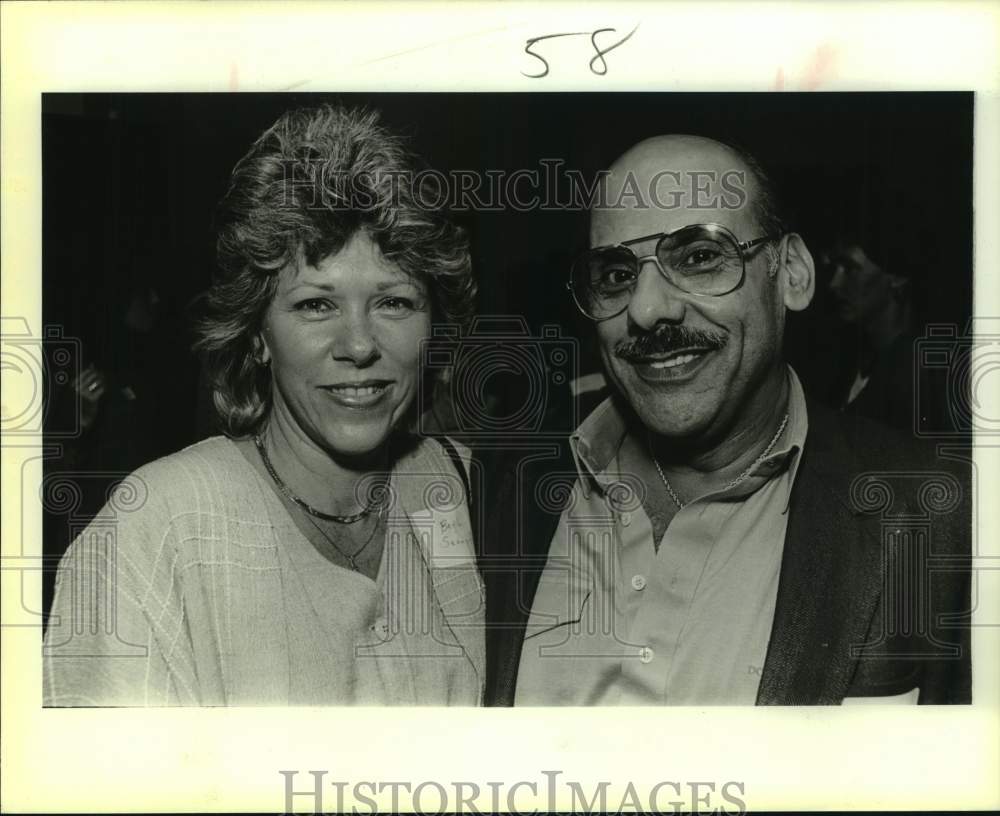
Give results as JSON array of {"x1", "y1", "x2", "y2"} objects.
[
  {"x1": 805, "y1": 395, "x2": 955, "y2": 472},
  {"x1": 802, "y1": 396, "x2": 971, "y2": 530}
]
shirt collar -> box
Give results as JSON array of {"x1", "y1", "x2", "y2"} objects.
[{"x1": 570, "y1": 365, "x2": 810, "y2": 505}]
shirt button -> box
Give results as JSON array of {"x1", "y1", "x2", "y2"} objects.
[
  {"x1": 630, "y1": 574, "x2": 647, "y2": 591},
  {"x1": 639, "y1": 646, "x2": 654, "y2": 664},
  {"x1": 372, "y1": 619, "x2": 390, "y2": 639},
  {"x1": 620, "y1": 511, "x2": 632, "y2": 527}
]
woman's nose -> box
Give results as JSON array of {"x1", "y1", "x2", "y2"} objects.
[{"x1": 331, "y1": 311, "x2": 380, "y2": 364}]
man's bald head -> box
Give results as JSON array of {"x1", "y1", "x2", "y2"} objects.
[
  {"x1": 593, "y1": 134, "x2": 787, "y2": 246},
  {"x1": 609, "y1": 134, "x2": 743, "y2": 180}
]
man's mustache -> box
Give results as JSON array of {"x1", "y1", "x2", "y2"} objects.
[{"x1": 614, "y1": 324, "x2": 727, "y2": 361}]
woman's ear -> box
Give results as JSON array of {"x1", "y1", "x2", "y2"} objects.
[
  {"x1": 254, "y1": 332, "x2": 271, "y2": 366},
  {"x1": 780, "y1": 233, "x2": 816, "y2": 312}
]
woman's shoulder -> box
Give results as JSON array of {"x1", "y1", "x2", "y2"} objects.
[
  {"x1": 401, "y1": 434, "x2": 472, "y2": 475},
  {"x1": 60, "y1": 437, "x2": 277, "y2": 625},
  {"x1": 395, "y1": 435, "x2": 474, "y2": 514},
  {"x1": 130, "y1": 435, "x2": 242, "y2": 478},
  {"x1": 116, "y1": 436, "x2": 256, "y2": 509}
]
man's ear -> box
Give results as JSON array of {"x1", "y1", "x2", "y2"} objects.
[{"x1": 780, "y1": 233, "x2": 815, "y2": 312}]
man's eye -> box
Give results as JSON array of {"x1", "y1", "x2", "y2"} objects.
[
  {"x1": 682, "y1": 248, "x2": 721, "y2": 266},
  {"x1": 599, "y1": 267, "x2": 637, "y2": 288},
  {"x1": 669, "y1": 244, "x2": 730, "y2": 277}
]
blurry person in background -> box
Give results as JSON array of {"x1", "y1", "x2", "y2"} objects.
[
  {"x1": 44, "y1": 104, "x2": 483, "y2": 706},
  {"x1": 820, "y1": 236, "x2": 948, "y2": 433}
]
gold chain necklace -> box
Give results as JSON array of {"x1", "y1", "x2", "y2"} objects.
[
  {"x1": 252, "y1": 432, "x2": 389, "y2": 572},
  {"x1": 253, "y1": 433, "x2": 387, "y2": 524},
  {"x1": 648, "y1": 412, "x2": 790, "y2": 510},
  {"x1": 297, "y1": 503, "x2": 385, "y2": 572}
]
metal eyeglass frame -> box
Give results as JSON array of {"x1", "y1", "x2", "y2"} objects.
[{"x1": 567, "y1": 222, "x2": 780, "y2": 321}]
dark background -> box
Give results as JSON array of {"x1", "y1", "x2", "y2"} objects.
[
  {"x1": 43, "y1": 90, "x2": 974, "y2": 388},
  {"x1": 41, "y1": 92, "x2": 974, "y2": 617}
]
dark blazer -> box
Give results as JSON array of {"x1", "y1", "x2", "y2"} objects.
[{"x1": 477, "y1": 393, "x2": 972, "y2": 706}]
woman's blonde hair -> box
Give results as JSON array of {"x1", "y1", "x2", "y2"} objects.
[{"x1": 192, "y1": 104, "x2": 475, "y2": 436}]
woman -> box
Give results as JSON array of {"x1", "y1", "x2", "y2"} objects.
[{"x1": 43, "y1": 104, "x2": 482, "y2": 705}]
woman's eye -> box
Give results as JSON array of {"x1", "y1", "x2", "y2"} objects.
[
  {"x1": 378, "y1": 296, "x2": 417, "y2": 313},
  {"x1": 295, "y1": 298, "x2": 332, "y2": 314}
]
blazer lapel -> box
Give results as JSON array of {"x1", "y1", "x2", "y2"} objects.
[
  {"x1": 391, "y1": 440, "x2": 487, "y2": 687},
  {"x1": 483, "y1": 439, "x2": 577, "y2": 706},
  {"x1": 757, "y1": 401, "x2": 885, "y2": 705}
]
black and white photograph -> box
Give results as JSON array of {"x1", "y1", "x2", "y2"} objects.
[
  {"x1": 2, "y1": 2, "x2": 998, "y2": 814},
  {"x1": 37, "y1": 90, "x2": 974, "y2": 708}
]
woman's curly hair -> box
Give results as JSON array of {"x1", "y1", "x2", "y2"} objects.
[{"x1": 193, "y1": 104, "x2": 475, "y2": 437}]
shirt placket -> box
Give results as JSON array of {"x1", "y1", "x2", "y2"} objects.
[{"x1": 617, "y1": 501, "x2": 722, "y2": 703}]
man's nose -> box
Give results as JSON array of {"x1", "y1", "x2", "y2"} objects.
[
  {"x1": 331, "y1": 309, "x2": 380, "y2": 365},
  {"x1": 626, "y1": 258, "x2": 687, "y2": 331}
]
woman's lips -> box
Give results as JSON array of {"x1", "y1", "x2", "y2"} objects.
[{"x1": 320, "y1": 380, "x2": 393, "y2": 408}]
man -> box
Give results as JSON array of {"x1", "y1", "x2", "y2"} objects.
[{"x1": 482, "y1": 135, "x2": 971, "y2": 705}]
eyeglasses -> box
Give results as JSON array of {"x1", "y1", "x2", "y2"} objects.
[{"x1": 568, "y1": 222, "x2": 779, "y2": 321}]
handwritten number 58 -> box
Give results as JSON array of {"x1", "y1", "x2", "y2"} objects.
[{"x1": 522, "y1": 25, "x2": 640, "y2": 79}]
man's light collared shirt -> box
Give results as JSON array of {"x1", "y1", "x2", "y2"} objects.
[{"x1": 515, "y1": 367, "x2": 809, "y2": 705}]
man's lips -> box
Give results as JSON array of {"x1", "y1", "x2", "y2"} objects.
[
  {"x1": 627, "y1": 346, "x2": 716, "y2": 382},
  {"x1": 319, "y1": 380, "x2": 393, "y2": 408},
  {"x1": 631, "y1": 346, "x2": 714, "y2": 366}
]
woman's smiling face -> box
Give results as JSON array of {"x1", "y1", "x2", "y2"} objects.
[{"x1": 260, "y1": 231, "x2": 432, "y2": 460}]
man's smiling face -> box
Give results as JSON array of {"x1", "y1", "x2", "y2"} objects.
[{"x1": 591, "y1": 136, "x2": 795, "y2": 443}]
